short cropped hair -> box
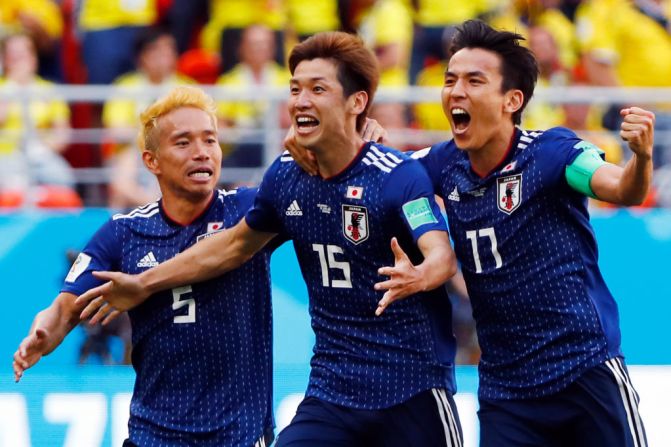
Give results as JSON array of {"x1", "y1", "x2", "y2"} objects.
[
  {"x1": 448, "y1": 20, "x2": 539, "y2": 125},
  {"x1": 289, "y1": 31, "x2": 379, "y2": 131},
  {"x1": 139, "y1": 86, "x2": 218, "y2": 153}
]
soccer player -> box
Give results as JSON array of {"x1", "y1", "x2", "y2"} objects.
[
  {"x1": 76, "y1": 32, "x2": 464, "y2": 447},
  {"x1": 13, "y1": 86, "x2": 276, "y2": 447},
  {"x1": 407, "y1": 20, "x2": 652, "y2": 446}
]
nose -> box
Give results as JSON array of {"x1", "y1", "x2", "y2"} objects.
[
  {"x1": 449, "y1": 78, "x2": 467, "y2": 98},
  {"x1": 293, "y1": 89, "x2": 312, "y2": 109},
  {"x1": 193, "y1": 139, "x2": 211, "y2": 160}
]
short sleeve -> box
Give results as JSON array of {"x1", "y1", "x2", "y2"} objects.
[
  {"x1": 244, "y1": 159, "x2": 284, "y2": 234},
  {"x1": 60, "y1": 219, "x2": 122, "y2": 296},
  {"x1": 383, "y1": 158, "x2": 448, "y2": 243}
]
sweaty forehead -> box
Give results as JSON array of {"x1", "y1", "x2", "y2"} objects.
[{"x1": 160, "y1": 108, "x2": 216, "y2": 137}]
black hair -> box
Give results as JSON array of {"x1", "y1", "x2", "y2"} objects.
[{"x1": 448, "y1": 20, "x2": 539, "y2": 125}]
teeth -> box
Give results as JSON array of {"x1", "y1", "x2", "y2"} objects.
[
  {"x1": 190, "y1": 172, "x2": 211, "y2": 178},
  {"x1": 452, "y1": 108, "x2": 467, "y2": 115},
  {"x1": 297, "y1": 116, "x2": 317, "y2": 124}
]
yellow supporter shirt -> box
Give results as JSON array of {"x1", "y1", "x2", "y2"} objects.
[
  {"x1": 0, "y1": 0, "x2": 63, "y2": 38},
  {"x1": 414, "y1": 0, "x2": 489, "y2": 27},
  {"x1": 536, "y1": 8, "x2": 578, "y2": 70},
  {"x1": 358, "y1": 0, "x2": 413, "y2": 87},
  {"x1": 286, "y1": 0, "x2": 340, "y2": 36},
  {"x1": 102, "y1": 72, "x2": 195, "y2": 129},
  {"x1": 79, "y1": 0, "x2": 157, "y2": 31},
  {"x1": 576, "y1": 0, "x2": 671, "y2": 86},
  {"x1": 414, "y1": 62, "x2": 449, "y2": 131},
  {"x1": 216, "y1": 63, "x2": 290, "y2": 128},
  {"x1": 202, "y1": 0, "x2": 286, "y2": 53},
  {"x1": 0, "y1": 77, "x2": 69, "y2": 154}
]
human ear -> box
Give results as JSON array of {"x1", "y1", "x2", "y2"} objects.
[
  {"x1": 504, "y1": 89, "x2": 524, "y2": 115},
  {"x1": 142, "y1": 150, "x2": 160, "y2": 174}
]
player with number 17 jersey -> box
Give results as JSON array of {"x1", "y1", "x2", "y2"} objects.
[
  {"x1": 246, "y1": 141, "x2": 457, "y2": 409},
  {"x1": 415, "y1": 127, "x2": 625, "y2": 400},
  {"x1": 61, "y1": 188, "x2": 275, "y2": 446}
]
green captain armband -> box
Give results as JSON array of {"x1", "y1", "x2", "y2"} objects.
[{"x1": 565, "y1": 141, "x2": 606, "y2": 199}]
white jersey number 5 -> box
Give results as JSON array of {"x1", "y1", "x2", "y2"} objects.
[{"x1": 172, "y1": 285, "x2": 196, "y2": 323}]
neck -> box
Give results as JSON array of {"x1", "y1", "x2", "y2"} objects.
[
  {"x1": 161, "y1": 190, "x2": 214, "y2": 226},
  {"x1": 314, "y1": 131, "x2": 365, "y2": 178},
  {"x1": 468, "y1": 122, "x2": 516, "y2": 177}
]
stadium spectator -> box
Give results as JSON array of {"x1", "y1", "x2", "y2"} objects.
[
  {"x1": 0, "y1": 0, "x2": 64, "y2": 80},
  {"x1": 575, "y1": 0, "x2": 671, "y2": 167},
  {"x1": 0, "y1": 32, "x2": 76, "y2": 205},
  {"x1": 408, "y1": 0, "x2": 490, "y2": 83},
  {"x1": 201, "y1": 0, "x2": 286, "y2": 74},
  {"x1": 523, "y1": 25, "x2": 569, "y2": 130},
  {"x1": 355, "y1": 0, "x2": 414, "y2": 148},
  {"x1": 103, "y1": 27, "x2": 193, "y2": 208},
  {"x1": 14, "y1": 86, "x2": 277, "y2": 446},
  {"x1": 285, "y1": 0, "x2": 341, "y2": 42},
  {"x1": 411, "y1": 20, "x2": 650, "y2": 446},
  {"x1": 77, "y1": 0, "x2": 158, "y2": 85},
  {"x1": 216, "y1": 24, "x2": 290, "y2": 168},
  {"x1": 76, "y1": 32, "x2": 464, "y2": 447}
]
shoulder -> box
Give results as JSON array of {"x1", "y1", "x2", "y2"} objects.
[
  {"x1": 530, "y1": 127, "x2": 581, "y2": 151},
  {"x1": 217, "y1": 186, "x2": 257, "y2": 206},
  {"x1": 362, "y1": 143, "x2": 410, "y2": 174},
  {"x1": 411, "y1": 139, "x2": 458, "y2": 163},
  {"x1": 111, "y1": 201, "x2": 161, "y2": 223}
]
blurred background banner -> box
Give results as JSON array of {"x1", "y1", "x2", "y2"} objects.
[{"x1": 2, "y1": 209, "x2": 670, "y2": 446}]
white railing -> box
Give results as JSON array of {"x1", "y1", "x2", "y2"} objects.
[{"x1": 1, "y1": 84, "x2": 670, "y2": 204}]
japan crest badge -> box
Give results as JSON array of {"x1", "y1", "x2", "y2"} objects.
[
  {"x1": 342, "y1": 204, "x2": 369, "y2": 244},
  {"x1": 497, "y1": 174, "x2": 522, "y2": 215}
]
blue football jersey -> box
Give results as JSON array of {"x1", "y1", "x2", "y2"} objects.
[
  {"x1": 62, "y1": 188, "x2": 274, "y2": 446},
  {"x1": 414, "y1": 127, "x2": 623, "y2": 400},
  {"x1": 246, "y1": 142, "x2": 457, "y2": 410}
]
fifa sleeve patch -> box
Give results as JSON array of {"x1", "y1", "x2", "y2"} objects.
[
  {"x1": 402, "y1": 198, "x2": 438, "y2": 230},
  {"x1": 65, "y1": 253, "x2": 92, "y2": 283},
  {"x1": 565, "y1": 141, "x2": 606, "y2": 199}
]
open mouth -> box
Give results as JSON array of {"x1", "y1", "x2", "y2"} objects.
[
  {"x1": 296, "y1": 115, "x2": 320, "y2": 131},
  {"x1": 451, "y1": 107, "x2": 471, "y2": 132},
  {"x1": 188, "y1": 168, "x2": 213, "y2": 179}
]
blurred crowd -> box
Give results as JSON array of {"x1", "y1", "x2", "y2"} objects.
[{"x1": 1, "y1": 0, "x2": 671, "y2": 212}]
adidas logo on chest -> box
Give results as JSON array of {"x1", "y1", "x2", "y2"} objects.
[{"x1": 137, "y1": 251, "x2": 159, "y2": 268}]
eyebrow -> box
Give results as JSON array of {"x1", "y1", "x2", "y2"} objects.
[
  {"x1": 445, "y1": 70, "x2": 487, "y2": 78},
  {"x1": 290, "y1": 76, "x2": 328, "y2": 83},
  {"x1": 170, "y1": 129, "x2": 216, "y2": 139}
]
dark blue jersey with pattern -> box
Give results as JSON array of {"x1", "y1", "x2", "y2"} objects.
[
  {"x1": 414, "y1": 127, "x2": 623, "y2": 400},
  {"x1": 246, "y1": 142, "x2": 457, "y2": 410},
  {"x1": 62, "y1": 188, "x2": 274, "y2": 446}
]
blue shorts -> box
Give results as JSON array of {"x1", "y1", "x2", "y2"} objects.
[
  {"x1": 478, "y1": 357, "x2": 647, "y2": 447},
  {"x1": 276, "y1": 388, "x2": 463, "y2": 447}
]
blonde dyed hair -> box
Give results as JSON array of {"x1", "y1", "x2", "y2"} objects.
[{"x1": 138, "y1": 86, "x2": 218, "y2": 153}]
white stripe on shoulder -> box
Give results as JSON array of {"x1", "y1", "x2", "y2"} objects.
[
  {"x1": 280, "y1": 150, "x2": 294, "y2": 162},
  {"x1": 411, "y1": 147, "x2": 431, "y2": 159},
  {"x1": 363, "y1": 145, "x2": 401, "y2": 173},
  {"x1": 518, "y1": 129, "x2": 544, "y2": 150},
  {"x1": 216, "y1": 188, "x2": 239, "y2": 201},
  {"x1": 112, "y1": 202, "x2": 160, "y2": 220}
]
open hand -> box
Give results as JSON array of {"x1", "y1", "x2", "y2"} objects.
[{"x1": 374, "y1": 237, "x2": 426, "y2": 316}]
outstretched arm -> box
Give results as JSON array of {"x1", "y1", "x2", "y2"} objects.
[
  {"x1": 75, "y1": 219, "x2": 277, "y2": 315},
  {"x1": 13, "y1": 292, "x2": 83, "y2": 382},
  {"x1": 590, "y1": 107, "x2": 655, "y2": 205},
  {"x1": 374, "y1": 231, "x2": 457, "y2": 316}
]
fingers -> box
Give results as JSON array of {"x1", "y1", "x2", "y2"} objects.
[
  {"x1": 361, "y1": 118, "x2": 388, "y2": 143},
  {"x1": 389, "y1": 237, "x2": 408, "y2": 262},
  {"x1": 75, "y1": 280, "x2": 112, "y2": 306},
  {"x1": 620, "y1": 107, "x2": 656, "y2": 121},
  {"x1": 89, "y1": 303, "x2": 116, "y2": 326},
  {"x1": 102, "y1": 310, "x2": 122, "y2": 326},
  {"x1": 80, "y1": 296, "x2": 107, "y2": 320},
  {"x1": 374, "y1": 276, "x2": 397, "y2": 291},
  {"x1": 375, "y1": 291, "x2": 394, "y2": 316}
]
